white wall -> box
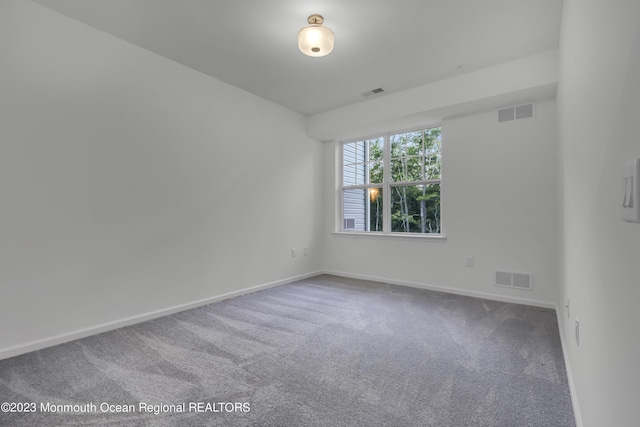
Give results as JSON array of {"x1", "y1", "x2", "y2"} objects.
[
  {"x1": 557, "y1": 0, "x2": 640, "y2": 426},
  {"x1": 0, "y1": 0, "x2": 323, "y2": 356},
  {"x1": 323, "y1": 99, "x2": 558, "y2": 306},
  {"x1": 308, "y1": 50, "x2": 559, "y2": 142}
]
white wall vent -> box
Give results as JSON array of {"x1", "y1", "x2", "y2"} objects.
[
  {"x1": 498, "y1": 103, "x2": 535, "y2": 123},
  {"x1": 495, "y1": 270, "x2": 533, "y2": 290},
  {"x1": 343, "y1": 218, "x2": 356, "y2": 230},
  {"x1": 362, "y1": 88, "x2": 384, "y2": 97}
]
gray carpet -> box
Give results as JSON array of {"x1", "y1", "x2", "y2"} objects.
[{"x1": 0, "y1": 275, "x2": 575, "y2": 426}]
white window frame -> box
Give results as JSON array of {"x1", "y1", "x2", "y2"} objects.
[{"x1": 338, "y1": 125, "x2": 445, "y2": 239}]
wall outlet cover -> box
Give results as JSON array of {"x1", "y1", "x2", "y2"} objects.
[{"x1": 623, "y1": 158, "x2": 640, "y2": 223}]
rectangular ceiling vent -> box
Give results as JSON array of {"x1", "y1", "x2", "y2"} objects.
[
  {"x1": 362, "y1": 88, "x2": 384, "y2": 97},
  {"x1": 495, "y1": 270, "x2": 533, "y2": 290},
  {"x1": 498, "y1": 103, "x2": 535, "y2": 123}
]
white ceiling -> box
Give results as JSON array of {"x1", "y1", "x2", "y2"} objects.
[{"x1": 32, "y1": 0, "x2": 563, "y2": 116}]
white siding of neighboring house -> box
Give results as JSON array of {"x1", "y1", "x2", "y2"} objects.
[{"x1": 342, "y1": 142, "x2": 367, "y2": 231}]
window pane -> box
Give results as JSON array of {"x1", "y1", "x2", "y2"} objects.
[
  {"x1": 391, "y1": 184, "x2": 441, "y2": 233},
  {"x1": 391, "y1": 131, "x2": 422, "y2": 158},
  {"x1": 368, "y1": 138, "x2": 384, "y2": 184},
  {"x1": 391, "y1": 131, "x2": 424, "y2": 182},
  {"x1": 424, "y1": 128, "x2": 442, "y2": 179},
  {"x1": 354, "y1": 162, "x2": 366, "y2": 185},
  {"x1": 343, "y1": 142, "x2": 358, "y2": 166},
  {"x1": 343, "y1": 163, "x2": 367, "y2": 186},
  {"x1": 368, "y1": 138, "x2": 384, "y2": 162},
  {"x1": 343, "y1": 163, "x2": 355, "y2": 186},
  {"x1": 368, "y1": 187, "x2": 383, "y2": 232},
  {"x1": 369, "y1": 161, "x2": 383, "y2": 184},
  {"x1": 391, "y1": 155, "x2": 423, "y2": 182},
  {"x1": 343, "y1": 188, "x2": 366, "y2": 231},
  {"x1": 424, "y1": 128, "x2": 442, "y2": 155},
  {"x1": 342, "y1": 188, "x2": 383, "y2": 232},
  {"x1": 343, "y1": 139, "x2": 384, "y2": 186},
  {"x1": 424, "y1": 152, "x2": 441, "y2": 180}
]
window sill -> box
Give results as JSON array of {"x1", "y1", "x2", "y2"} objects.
[{"x1": 332, "y1": 231, "x2": 447, "y2": 242}]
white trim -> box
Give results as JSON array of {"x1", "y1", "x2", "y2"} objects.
[
  {"x1": 389, "y1": 179, "x2": 441, "y2": 187},
  {"x1": 322, "y1": 270, "x2": 554, "y2": 309},
  {"x1": 332, "y1": 231, "x2": 447, "y2": 241},
  {"x1": 555, "y1": 308, "x2": 584, "y2": 427},
  {"x1": 382, "y1": 132, "x2": 392, "y2": 232},
  {"x1": 0, "y1": 271, "x2": 322, "y2": 361},
  {"x1": 341, "y1": 184, "x2": 382, "y2": 191}
]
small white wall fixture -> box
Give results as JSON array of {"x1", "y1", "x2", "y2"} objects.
[{"x1": 622, "y1": 158, "x2": 640, "y2": 223}]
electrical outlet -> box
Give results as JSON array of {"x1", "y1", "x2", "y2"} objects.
[
  {"x1": 465, "y1": 256, "x2": 474, "y2": 267},
  {"x1": 575, "y1": 317, "x2": 580, "y2": 346},
  {"x1": 291, "y1": 248, "x2": 296, "y2": 258}
]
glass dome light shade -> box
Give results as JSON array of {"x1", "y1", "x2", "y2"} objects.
[{"x1": 298, "y1": 23, "x2": 334, "y2": 57}]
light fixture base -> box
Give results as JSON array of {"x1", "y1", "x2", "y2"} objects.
[{"x1": 307, "y1": 14, "x2": 324, "y2": 25}]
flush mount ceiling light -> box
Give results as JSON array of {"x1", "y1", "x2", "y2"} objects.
[{"x1": 298, "y1": 14, "x2": 334, "y2": 57}]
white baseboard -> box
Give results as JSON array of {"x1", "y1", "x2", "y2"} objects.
[
  {"x1": 322, "y1": 270, "x2": 556, "y2": 309},
  {"x1": 555, "y1": 308, "x2": 584, "y2": 427},
  {"x1": 0, "y1": 271, "x2": 322, "y2": 361}
]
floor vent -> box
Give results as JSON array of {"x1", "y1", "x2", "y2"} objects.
[
  {"x1": 495, "y1": 271, "x2": 533, "y2": 290},
  {"x1": 498, "y1": 103, "x2": 535, "y2": 123}
]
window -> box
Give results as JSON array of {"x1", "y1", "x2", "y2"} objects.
[{"x1": 340, "y1": 127, "x2": 442, "y2": 235}]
